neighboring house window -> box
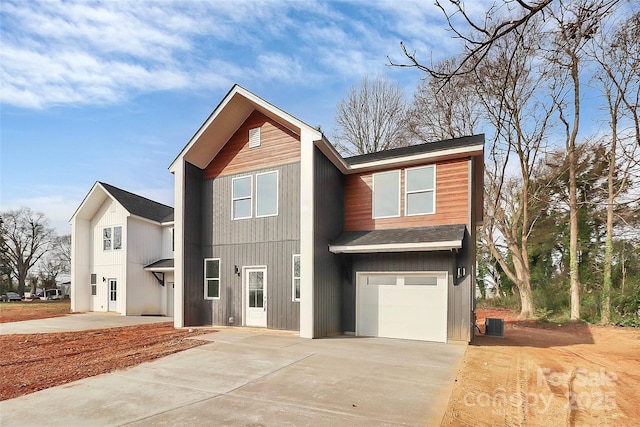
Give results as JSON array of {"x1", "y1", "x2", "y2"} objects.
[
  {"x1": 249, "y1": 127, "x2": 261, "y2": 148},
  {"x1": 204, "y1": 258, "x2": 221, "y2": 299},
  {"x1": 90, "y1": 274, "x2": 97, "y2": 296},
  {"x1": 372, "y1": 170, "x2": 400, "y2": 218},
  {"x1": 256, "y1": 171, "x2": 278, "y2": 217},
  {"x1": 171, "y1": 228, "x2": 175, "y2": 252},
  {"x1": 232, "y1": 176, "x2": 252, "y2": 220},
  {"x1": 103, "y1": 227, "x2": 111, "y2": 250},
  {"x1": 405, "y1": 165, "x2": 436, "y2": 216},
  {"x1": 113, "y1": 226, "x2": 122, "y2": 250},
  {"x1": 292, "y1": 254, "x2": 301, "y2": 302}
]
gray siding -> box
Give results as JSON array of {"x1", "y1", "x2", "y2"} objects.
[
  {"x1": 202, "y1": 162, "x2": 300, "y2": 330},
  {"x1": 183, "y1": 161, "x2": 207, "y2": 327},
  {"x1": 313, "y1": 147, "x2": 344, "y2": 337},
  {"x1": 450, "y1": 228, "x2": 473, "y2": 342}
]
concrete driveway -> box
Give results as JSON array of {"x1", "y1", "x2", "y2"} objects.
[
  {"x1": 0, "y1": 313, "x2": 171, "y2": 335},
  {"x1": 0, "y1": 326, "x2": 465, "y2": 426}
]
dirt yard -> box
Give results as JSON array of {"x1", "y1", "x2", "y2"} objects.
[
  {"x1": 0, "y1": 302, "x2": 211, "y2": 401},
  {"x1": 441, "y1": 308, "x2": 640, "y2": 426},
  {"x1": 0, "y1": 299, "x2": 73, "y2": 323}
]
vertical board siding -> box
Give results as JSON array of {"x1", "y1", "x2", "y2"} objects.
[
  {"x1": 161, "y1": 225, "x2": 174, "y2": 259},
  {"x1": 183, "y1": 162, "x2": 205, "y2": 327},
  {"x1": 344, "y1": 158, "x2": 469, "y2": 231},
  {"x1": 204, "y1": 110, "x2": 301, "y2": 179},
  {"x1": 126, "y1": 217, "x2": 165, "y2": 315},
  {"x1": 450, "y1": 230, "x2": 472, "y2": 341},
  {"x1": 89, "y1": 198, "x2": 127, "y2": 312},
  {"x1": 201, "y1": 162, "x2": 301, "y2": 330},
  {"x1": 313, "y1": 148, "x2": 345, "y2": 337},
  {"x1": 343, "y1": 252, "x2": 455, "y2": 334}
]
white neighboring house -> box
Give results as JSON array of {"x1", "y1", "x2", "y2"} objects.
[{"x1": 70, "y1": 182, "x2": 175, "y2": 316}]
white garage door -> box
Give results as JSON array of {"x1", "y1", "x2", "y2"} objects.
[{"x1": 357, "y1": 272, "x2": 448, "y2": 342}]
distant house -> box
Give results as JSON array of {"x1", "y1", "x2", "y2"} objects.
[
  {"x1": 169, "y1": 85, "x2": 484, "y2": 342},
  {"x1": 70, "y1": 182, "x2": 174, "y2": 316}
]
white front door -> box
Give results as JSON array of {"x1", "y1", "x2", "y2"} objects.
[
  {"x1": 245, "y1": 267, "x2": 267, "y2": 327},
  {"x1": 108, "y1": 279, "x2": 117, "y2": 312}
]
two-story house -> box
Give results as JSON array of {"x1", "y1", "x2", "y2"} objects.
[
  {"x1": 70, "y1": 182, "x2": 175, "y2": 316},
  {"x1": 169, "y1": 85, "x2": 483, "y2": 343}
]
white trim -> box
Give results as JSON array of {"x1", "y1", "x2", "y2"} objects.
[
  {"x1": 372, "y1": 170, "x2": 401, "y2": 219},
  {"x1": 143, "y1": 267, "x2": 174, "y2": 272},
  {"x1": 292, "y1": 254, "x2": 301, "y2": 302},
  {"x1": 204, "y1": 258, "x2": 221, "y2": 300},
  {"x1": 231, "y1": 175, "x2": 253, "y2": 220},
  {"x1": 329, "y1": 240, "x2": 462, "y2": 254},
  {"x1": 404, "y1": 164, "x2": 436, "y2": 216},
  {"x1": 299, "y1": 129, "x2": 315, "y2": 338},
  {"x1": 173, "y1": 160, "x2": 185, "y2": 328},
  {"x1": 255, "y1": 170, "x2": 279, "y2": 218}
]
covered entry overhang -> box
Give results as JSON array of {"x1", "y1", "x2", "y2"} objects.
[
  {"x1": 329, "y1": 224, "x2": 466, "y2": 254},
  {"x1": 144, "y1": 259, "x2": 175, "y2": 286}
]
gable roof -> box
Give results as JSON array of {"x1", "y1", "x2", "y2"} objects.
[
  {"x1": 329, "y1": 224, "x2": 467, "y2": 253},
  {"x1": 98, "y1": 182, "x2": 174, "y2": 223},
  {"x1": 169, "y1": 84, "x2": 323, "y2": 172},
  {"x1": 70, "y1": 181, "x2": 173, "y2": 224}
]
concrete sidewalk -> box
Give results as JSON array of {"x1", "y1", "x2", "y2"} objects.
[
  {"x1": 0, "y1": 313, "x2": 172, "y2": 335},
  {"x1": 0, "y1": 328, "x2": 465, "y2": 426}
]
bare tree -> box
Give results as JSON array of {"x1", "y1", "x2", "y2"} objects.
[
  {"x1": 407, "y1": 57, "x2": 482, "y2": 142},
  {"x1": 0, "y1": 208, "x2": 55, "y2": 296},
  {"x1": 333, "y1": 76, "x2": 410, "y2": 156},
  {"x1": 476, "y1": 20, "x2": 554, "y2": 319},
  {"x1": 38, "y1": 234, "x2": 71, "y2": 289},
  {"x1": 591, "y1": 11, "x2": 640, "y2": 323}
]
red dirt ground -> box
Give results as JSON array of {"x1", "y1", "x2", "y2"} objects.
[
  {"x1": 442, "y1": 308, "x2": 640, "y2": 426},
  {"x1": 0, "y1": 302, "x2": 211, "y2": 401}
]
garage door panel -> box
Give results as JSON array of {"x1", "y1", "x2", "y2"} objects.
[{"x1": 357, "y1": 273, "x2": 447, "y2": 342}]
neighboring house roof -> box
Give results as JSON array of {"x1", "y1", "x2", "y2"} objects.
[
  {"x1": 329, "y1": 224, "x2": 467, "y2": 254},
  {"x1": 98, "y1": 182, "x2": 174, "y2": 223},
  {"x1": 144, "y1": 258, "x2": 174, "y2": 271}
]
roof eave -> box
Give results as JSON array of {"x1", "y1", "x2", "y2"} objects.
[{"x1": 328, "y1": 240, "x2": 463, "y2": 254}]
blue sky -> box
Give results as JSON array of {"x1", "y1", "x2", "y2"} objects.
[
  {"x1": 2, "y1": 0, "x2": 478, "y2": 233},
  {"x1": 0, "y1": 0, "x2": 623, "y2": 234}
]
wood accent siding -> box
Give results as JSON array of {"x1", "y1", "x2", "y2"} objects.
[
  {"x1": 204, "y1": 110, "x2": 300, "y2": 179},
  {"x1": 344, "y1": 158, "x2": 470, "y2": 231}
]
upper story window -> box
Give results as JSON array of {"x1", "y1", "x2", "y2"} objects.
[
  {"x1": 249, "y1": 127, "x2": 261, "y2": 148},
  {"x1": 103, "y1": 228, "x2": 111, "y2": 250},
  {"x1": 204, "y1": 258, "x2": 220, "y2": 299},
  {"x1": 256, "y1": 171, "x2": 278, "y2": 217},
  {"x1": 405, "y1": 165, "x2": 435, "y2": 216},
  {"x1": 372, "y1": 170, "x2": 400, "y2": 219},
  {"x1": 232, "y1": 176, "x2": 252, "y2": 220},
  {"x1": 102, "y1": 226, "x2": 122, "y2": 251},
  {"x1": 232, "y1": 171, "x2": 279, "y2": 220}
]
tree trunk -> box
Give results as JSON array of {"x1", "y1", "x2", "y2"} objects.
[{"x1": 568, "y1": 53, "x2": 581, "y2": 322}]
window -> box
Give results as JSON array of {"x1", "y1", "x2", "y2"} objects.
[
  {"x1": 372, "y1": 170, "x2": 400, "y2": 218},
  {"x1": 405, "y1": 275, "x2": 438, "y2": 286},
  {"x1": 256, "y1": 171, "x2": 278, "y2": 217},
  {"x1": 113, "y1": 226, "x2": 122, "y2": 250},
  {"x1": 204, "y1": 258, "x2": 221, "y2": 299},
  {"x1": 103, "y1": 228, "x2": 111, "y2": 250},
  {"x1": 292, "y1": 254, "x2": 301, "y2": 301},
  {"x1": 232, "y1": 176, "x2": 252, "y2": 220},
  {"x1": 171, "y1": 228, "x2": 175, "y2": 252},
  {"x1": 249, "y1": 127, "x2": 261, "y2": 148},
  {"x1": 91, "y1": 285, "x2": 97, "y2": 296},
  {"x1": 90, "y1": 274, "x2": 97, "y2": 284},
  {"x1": 366, "y1": 275, "x2": 397, "y2": 286},
  {"x1": 405, "y1": 165, "x2": 435, "y2": 215}
]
